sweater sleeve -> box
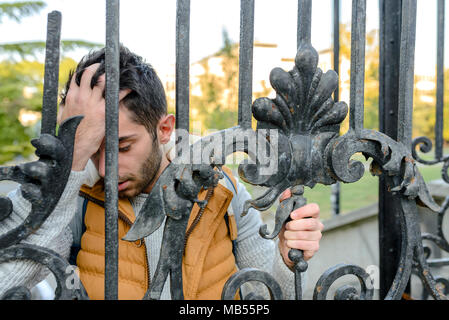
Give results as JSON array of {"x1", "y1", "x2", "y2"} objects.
[
  {"x1": 0, "y1": 169, "x2": 88, "y2": 298},
  {"x1": 231, "y1": 178, "x2": 302, "y2": 300}
]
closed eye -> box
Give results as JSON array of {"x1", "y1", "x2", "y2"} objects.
[{"x1": 119, "y1": 145, "x2": 131, "y2": 152}]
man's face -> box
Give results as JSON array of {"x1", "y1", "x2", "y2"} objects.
[{"x1": 92, "y1": 106, "x2": 163, "y2": 198}]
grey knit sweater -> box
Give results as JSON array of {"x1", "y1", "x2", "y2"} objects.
[{"x1": 0, "y1": 166, "x2": 300, "y2": 299}]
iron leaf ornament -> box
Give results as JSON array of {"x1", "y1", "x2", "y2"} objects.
[
  {"x1": 0, "y1": 115, "x2": 88, "y2": 300},
  {"x1": 0, "y1": 116, "x2": 83, "y2": 249},
  {"x1": 122, "y1": 41, "x2": 445, "y2": 300}
]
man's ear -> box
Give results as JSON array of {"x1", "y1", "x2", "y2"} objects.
[{"x1": 157, "y1": 114, "x2": 175, "y2": 145}]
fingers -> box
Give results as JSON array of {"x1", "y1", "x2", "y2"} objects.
[
  {"x1": 279, "y1": 202, "x2": 323, "y2": 264},
  {"x1": 79, "y1": 63, "x2": 101, "y2": 93},
  {"x1": 286, "y1": 216, "x2": 324, "y2": 232},
  {"x1": 91, "y1": 73, "x2": 106, "y2": 102},
  {"x1": 290, "y1": 203, "x2": 320, "y2": 220},
  {"x1": 303, "y1": 250, "x2": 315, "y2": 261},
  {"x1": 279, "y1": 188, "x2": 292, "y2": 202},
  {"x1": 283, "y1": 239, "x2": 319, "y2": 252},
  {"x1": 283, "y1": 229, "x2": 322, "y2": 241},
  {"x1": 65, "y1": 70, "x2": 79, "y2": 105},
  {"x1": 282, "y1": 224, "x2": 322, "y2": 262},
  {"x1": 66, "y1": 63, "x2": 131, "y2": 109}
]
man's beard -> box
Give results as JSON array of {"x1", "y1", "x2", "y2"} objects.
[{"x1": 118, "y1": 138, "x2": 163, "y2": 199}]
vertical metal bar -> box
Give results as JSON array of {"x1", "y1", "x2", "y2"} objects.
[
  {"x1": 297, "y1": 0, "x2": 312, "y2": 47},
  {"x1": 349, "y1": 0, "x2": 366, "y2": 135},
  {"x1": 238, "y1": 0, "x2": 255, "y2": 130},
  {"x1": 379, "y1": 0, "x2": 411, "y2": 300},
  {"x1": 41, "y1": 11, "x2": 61, "y2": 136},
  {"x1": 331, "y1": 0, "x2": 341, "y2": 216},
  {"x1": 175, "y1": 0, "x2": 191, "y2": 134},
  {"x1": 104, "y1": 0, "x2": 120, "y2": 300},
  {"x1": 396, "y1": 0, "x2": 417, "y2": 149},
  {"x1": 379, "y1": 0, "x2": 402, "y2": 300},
  {"x1": 435, "y1": 0, "x2": 445, "y2": 160},
  {"x1": 333, "y1": 0, "x2": 340, "y2": 103}
]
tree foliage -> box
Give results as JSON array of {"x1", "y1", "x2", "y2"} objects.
[
  {"x1": 189, "y1": 29, "x2": 271, "y2": 134},
  {"x1": 0, "y1": 57, "x2": 77, "y2": 164},
  {"x1": 0, "y1": 1, "x2": 45, "y2": 22},
  {"x1": 412, "y1": 69, "x2": 449, "y2": 143},
  {"x1": 0, "y1": 1, "x2": 100, "y2": 164},
  {"x1": 0, "y1": 40, "x2": 102, "y2": 59},
  {"x1": 0, "y1": 1, "x2": 101, "y2": 59},
  {"x1": 339, "y1": 22, "x2": 446, "y2": 146}
]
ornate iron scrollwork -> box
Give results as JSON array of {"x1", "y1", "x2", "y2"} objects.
[
  {"x1": 410, "y1": 137, "x2": 449, "y2": 299},
  {"x1": 0, "y1": 116, "x2": 88, "y2": 300},
  {"x1": 124, "y1": 41, "x2": 447, "y2": 300},
  {"x1": 1, "y1": 1, "x2": 447, "y2": 302},
  {"x1": 313, "y1": 264, "x2": 374, "y2": 300},
  {"x1": 0, "y1": 244, "x2": 88, "y2": 300}
]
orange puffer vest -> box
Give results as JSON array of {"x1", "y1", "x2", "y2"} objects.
[{"x1": 76, "y1": 167, "x2": 239, "y2": 300}]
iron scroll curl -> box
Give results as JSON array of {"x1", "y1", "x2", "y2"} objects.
[
  {"x1": 410, "y1": 136, "x2": 449, "y2": 299},
  {"x1": 124, "y1": 41, "x2": 446, "y2": 300},
  {"x1": 0, "y1": 3, "x2": 446, "y2": 300},
  {"x1": 0, "y1": 116, "x2": 89, "y2": 300}
]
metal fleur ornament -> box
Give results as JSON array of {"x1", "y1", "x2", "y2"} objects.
[
  {"x1": 241, "y1": 42, "x2": 347, "y2": 233},
  {"x1": 123, "y1": 41, "x2": 446, "y2": 300}
]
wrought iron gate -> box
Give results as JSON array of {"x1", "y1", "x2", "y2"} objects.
[{"x1": 0, "y1": 0, "x2": 448, "y2": 300}]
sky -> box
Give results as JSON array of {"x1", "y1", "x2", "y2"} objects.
[{"x1": 0, "y1": 0, "x2": 446, "y2": 80}]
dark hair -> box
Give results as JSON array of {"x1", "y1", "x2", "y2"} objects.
[{"x1": 60, "y1": 44, "x2": 167, "y2": 139}]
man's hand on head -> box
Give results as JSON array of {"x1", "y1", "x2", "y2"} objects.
[
  {"x1": 59, "y1": 63, "x2": 130, "y2": 172},
  {"x1": 277, "y1": 188, "x2": 323, "y2": 270}
]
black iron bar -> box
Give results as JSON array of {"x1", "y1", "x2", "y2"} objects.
[
  {"x1": 426, "y1": 258, "x2": 449, "y2": 268},
  {"x1": 297, "y1": 0, "x2": 312, "y2": 47},
  {"x1": 436, "y1": 0, "x2": 445, "y2": 160},
  {"x1": 378, "y1": 0, "x2": 413, "y2": 300},
  {"x1": 104, "y1": 0, "x2": 120, "y2": 300},
  {"x1": 396, "y1": 0, "x2": 417, "y2": 149},
  {"x1": 237, "y1": 0, "x2": 255, "y2": 130},
  {"x1": 331, "y1": 0, "x2": 341, "y2": 216},
  {"x1": 378, "y1": 0, "x2": 402, "y2": 300},
  {"x1": 175, "y1": 0, "x2": 190, "y2": 135},
  {"x1": 333, "y1": 0, "x2": 340, "y2": 103},
  {"x1": 349, "y1": 0, "x2": 366, "y2": 135},
  {"x1": 175, "y1": 0, "x2": 191, "y2": 162},
  {"x1": 41, "y1": 11, "x2": 62, "y2": 136}
]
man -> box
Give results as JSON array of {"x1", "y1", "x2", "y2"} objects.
[{"x1": 0, "y1": 45, "x2": 323, "y2": 300}]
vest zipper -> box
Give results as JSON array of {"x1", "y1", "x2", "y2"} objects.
[
  {"x1": 79, "y1": 191, "x2": 151, "y2": 291},
  {"x1": 183, "y1": 188, "x2": 215, "y2": 254}
]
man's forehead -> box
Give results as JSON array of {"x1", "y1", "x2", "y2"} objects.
[
  {"x1": 119, "y1": 134, "x2": 138, "y2": 142},
  {"x1": 118, "y1": 107, "x2": 147, "y2": 132}
]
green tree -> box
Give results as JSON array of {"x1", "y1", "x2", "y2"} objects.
[
  {"x1": 339, "y1": 22, "x2": 444, "y2": 146},
  {"x1": 0, "y1": 1, "x2": 45, "y2": 22},
  {"x1": 189, "y1": 29, "x2": 271, "y2": 134},
  {"x1": 412, "y1": 69, "x2": 449, "y2": 144},
  {"x1": 0, "y1": 57, "x2": 77, "y2": 163},
  {"x1": 0, "y1": 1, "x2": 101, "y2": 59},
  {"x1": 0, "y1": 1, "x2": 100, "y2": 164}
]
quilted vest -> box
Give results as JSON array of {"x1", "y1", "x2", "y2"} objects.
[{"x1": 75, "y1": 166, "x2": 239, "y2": 300}]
